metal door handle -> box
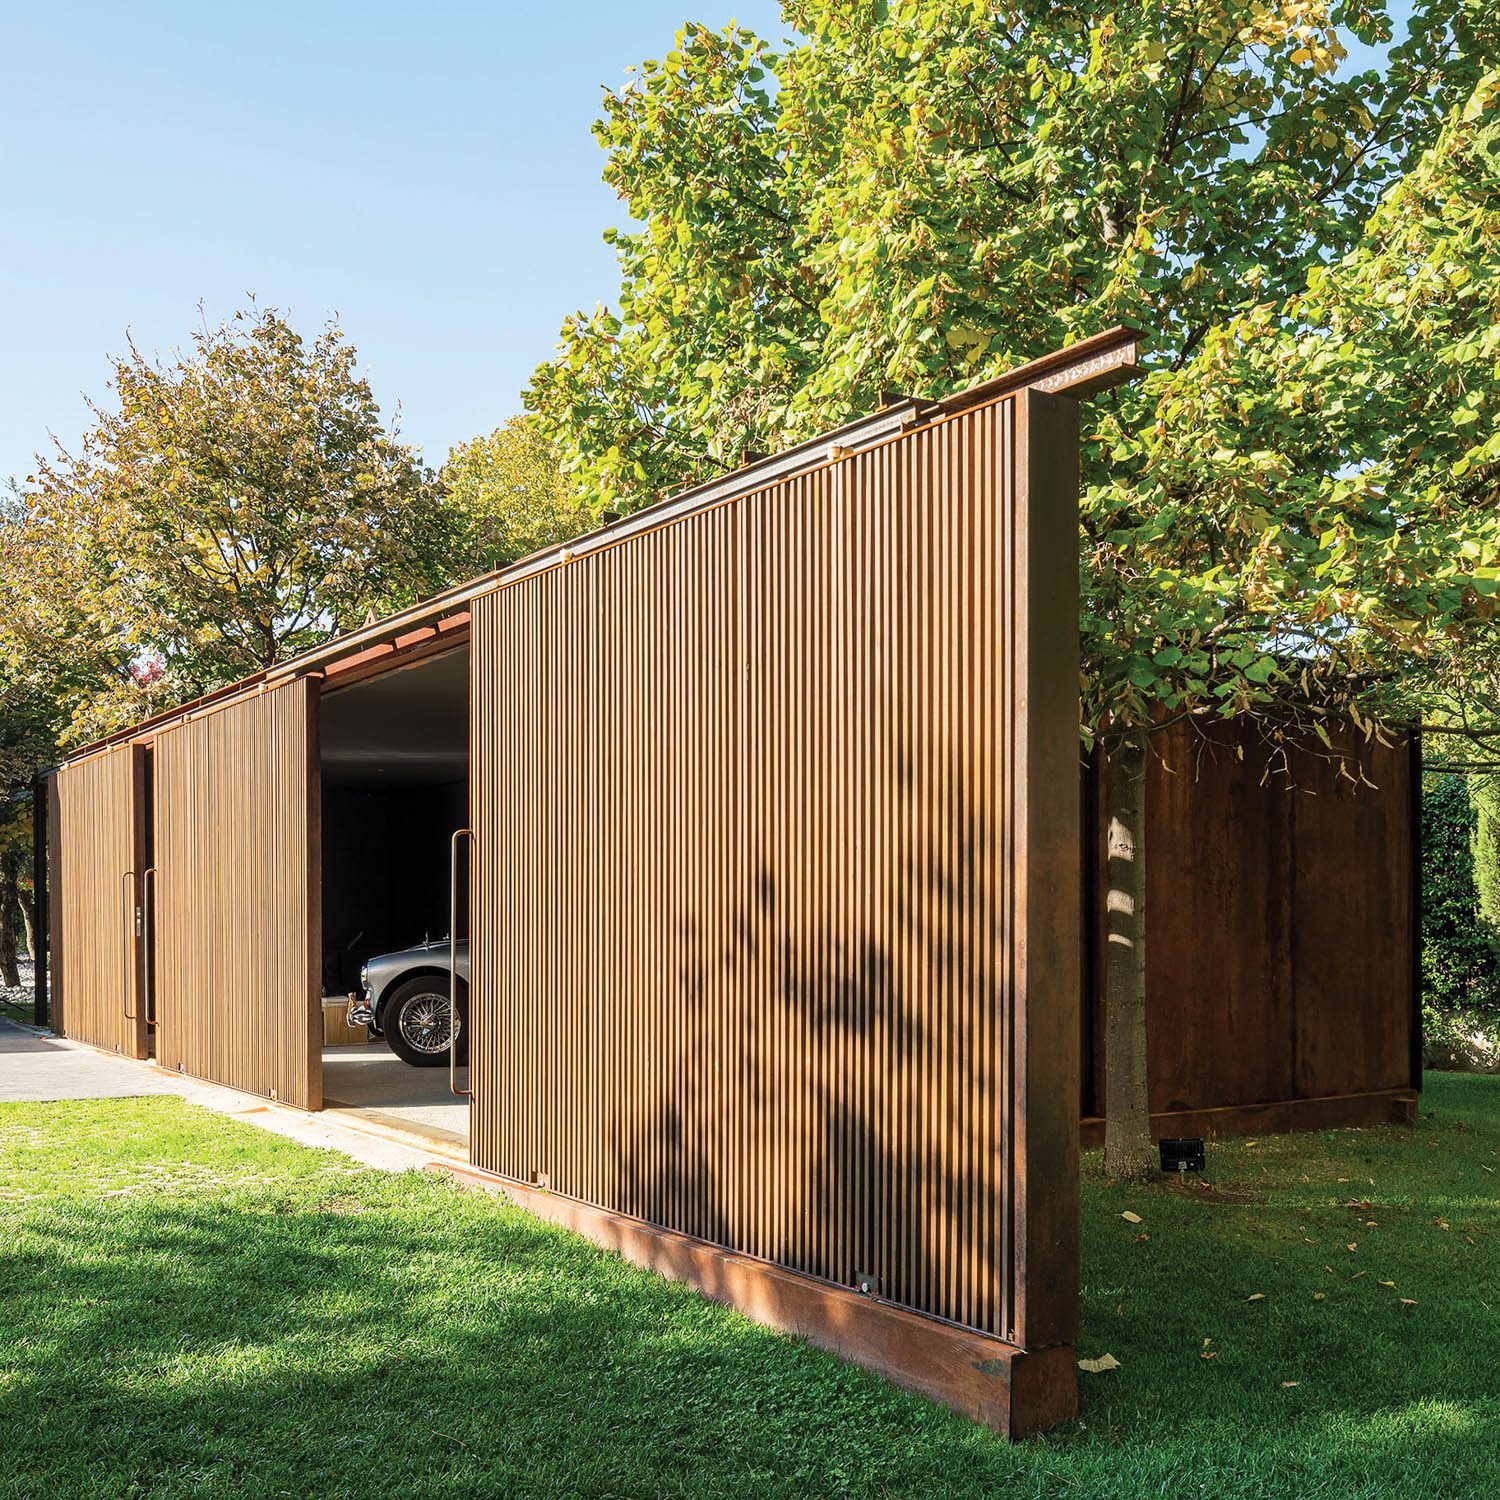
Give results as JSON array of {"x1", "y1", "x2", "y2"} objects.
[
  {"x1": 142, "y1": 867, "x2": 157, "y2": 1024},
  {"x1": 121, "y1": 870, "x2": 137, "y2": 1020},
  {"x1": 450, "y1": 828, "x2": 473, "y2": 1099}
]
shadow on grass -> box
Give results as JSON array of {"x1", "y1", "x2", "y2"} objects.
[{"x1": 0, "y1": 1082, "x2": 1497, "y2": 1498}]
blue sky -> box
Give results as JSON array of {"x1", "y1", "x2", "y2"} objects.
[
  {"x1": 1, "y1": 1, "x2": 787, "y2": 484},
  {"x1": 2, "y1": 3, "x2": 1413, "y2": 487}
]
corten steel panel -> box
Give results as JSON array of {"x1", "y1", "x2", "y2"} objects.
[
  {"x1": 49, "y1": 745, "x2": 149, "y2": 1056},
  {"x1": 468, "y1": 389, "x2": 1081, "y2": 1346},
  {"x1": 1085, "y1": 720, "x2": 1413, "y2": 1118},
  {"x1": 1290, "y1": 732, "x2": 1414, "y2": 1099},
  {"x1": 153, "y1": 679, "x2": 321, "y2": 1109}
]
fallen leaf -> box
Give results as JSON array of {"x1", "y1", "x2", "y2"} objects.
[
  {"x1": 1365, "y1": 1220, "x2": 1378, "y2": 1228},
  {"x1": 1078, "y1": 1353, "x2": 1121, "y2": 1373},
  {"x1": 1201, "y1": 1349, "x2": 1218, "y2": 1361},
  {"x1": 1247, "y1": 1293, "x2": 1266, "y2": 1302},
  {"x1": 1312, "y1": 1292, "x2": 1326, "y2": 1302},
  {"x1": 1303, "y1": 1237, "x2": 1316, "y2": 1245},
  {"x1": 1346, "y1": 1271, "x2": 1367, "y2": 1282},
  {"x1": 1121, "y1": 1211, "x2": 1143, "y2": 1224},
  {"x1": 1347, "y1": 1243, "x2": 1358, "y2": 1252},
  {"x1": 1281, "y1": 1381, "x2": 1299, "y2": 1388},
  {"x1": 1133, "y1": 1232, "x2": 1150, "y2": 1243},
  {"x1": 1378, "y1": 1280, "x2": 1395, "y2": 1288},
  {"x1": 1400, "y1": 1298, "x2": 1418, "y2": 1308},
  {"x1": 1436, "y1": 1217, "x2": 1450, "y2": 1231}
]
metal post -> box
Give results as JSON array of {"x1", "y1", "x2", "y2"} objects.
[{"x1": 32, "y1": 776, "x2": 48, "y2": 1028}]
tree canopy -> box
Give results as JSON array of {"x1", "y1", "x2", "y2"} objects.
[
  {"x1": 439, "y1": 415, "x2": 589, "y2": 574},
  {"x1": 2, "y1": 307, "x2": 447, "y2": 743},
  {"x1": 527, "y1": 0, "x2": 1499, "y2": 754},
  {"x1": 1084, "y1": 66, "x2": 1500, "y2": 750}
]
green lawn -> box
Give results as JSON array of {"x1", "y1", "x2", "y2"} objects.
[{"x1": 1, "y1": 1077, "x2": 1497, "y2": 1499}]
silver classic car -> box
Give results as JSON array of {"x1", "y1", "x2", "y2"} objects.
[{"x1": 349, "y1": 940, "x2": 469, "y2": 1067}]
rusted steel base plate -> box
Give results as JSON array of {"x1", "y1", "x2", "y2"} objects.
[
  {"x1": 431, "y1": 1160, "x2": 1077, "y2": 1438},
  {"x1": 1079, "y1": 1087, "x2": 1419, "y2": 1150}
]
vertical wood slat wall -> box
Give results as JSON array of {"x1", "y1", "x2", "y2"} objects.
[
  {"x1": 49, "y1": 744, "x2": 148, "y2": 1057},
  {"x1": 153, "y1": 679, "x2": 322, "y2": 1109},
  {"x1": 469, "y1": 390, "x2": 1081, "y2": 1345}
]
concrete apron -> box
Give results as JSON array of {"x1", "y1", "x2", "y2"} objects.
[{"x1": 0, "y1": 1016, "x2": 458, "y2": 1174}]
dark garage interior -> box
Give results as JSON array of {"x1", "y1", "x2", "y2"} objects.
[{"x1": 318, "y1": 646, "x2": 470, "y2": 1143}]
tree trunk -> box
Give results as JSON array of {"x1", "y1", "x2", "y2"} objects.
[
  {"x1": 17, "y1": 881, "x2": 34, "y2": 960},
  {"x1": 0, "y1": 852, "x2": 19, "y2": 990},
  {"x1": 1103, "y1": 731, "x2": 1155, "y2": 1182}
]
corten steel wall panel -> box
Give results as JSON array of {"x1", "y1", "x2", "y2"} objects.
[
  {"x1": 50, "y1": 745, "x2": 149, "y2": 1056},
  {"x1": 153, "y1": 679, "x2": 321, "y2": 1109},
  {"x1": 1290, "y1": 734, "x2": 1413, "y2": 1099},
  {"x1": 469, "y1": 390, "x2": 1080, "y2": 1345},
  {"x1": 1085, "y1": 721, "x2": 1412, "y2": 1117}
]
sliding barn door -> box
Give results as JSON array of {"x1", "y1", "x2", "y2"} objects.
[
  {"x1": 466, "y1": 388, "x2": 1081, "y2": 1347},
  {"x1": 49, "y1": 744, "x2": 149, "y2": 1057},
  {"x1": 153, "y1": 679, "x2": 322, "y2": 1108}
]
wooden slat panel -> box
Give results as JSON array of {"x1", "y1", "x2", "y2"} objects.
[
  {"x1": 469, "y1": 391, "x2": 1080, "y2": 1343},
  {"x1": 50, "y1": 744, "x2": 148, "y2": 1056},
  {"x1": 153, "y1": 679, "x2": 321, "y2": 1109}
]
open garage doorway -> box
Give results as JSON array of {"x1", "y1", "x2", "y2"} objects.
[{"x1": 318, "y1": 646, "x2": 469, "y2": 1150}]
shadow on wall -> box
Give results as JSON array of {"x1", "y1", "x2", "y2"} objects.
[{"x1": 612, "y1": 744, "x2": 1011, "y2": 1336}]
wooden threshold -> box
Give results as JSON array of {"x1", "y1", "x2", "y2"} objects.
[
  {"x1": 1079, "y1": 1086, "x2": 1419, "y2": 1149},
  {"x1": 430, "y1": 1160, "x2": 1077, "y2": 1439}
]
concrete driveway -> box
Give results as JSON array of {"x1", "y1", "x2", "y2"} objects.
[
  {"x1": 323, "y1": 1040, "x2": 468, "y2": 1147},
  {"x1": 0, "y1": 1016, "x2": 448, "y2": 1172},
  {"x1": 0, "y1": 1018, "x2": 180, "y2": 1102}
]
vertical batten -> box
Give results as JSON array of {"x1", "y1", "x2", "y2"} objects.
[
  {"x1": 466, "y1": 391, "x2": 1081, "y2": 1345},
  {"x1": 49, "y1": 743, "x2": 146, "y2": 1058},
  {"x1": 152, "y1": 679, "x2": 320, "y2": 1110}
]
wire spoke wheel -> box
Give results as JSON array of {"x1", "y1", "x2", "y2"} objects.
[{"x1": 397, "y1": 990, "x2": 459, "y2": 1056}]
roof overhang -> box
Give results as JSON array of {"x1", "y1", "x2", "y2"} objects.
[{"x1": 54, "y1": 325, "x2": 1147, "y2": 769}]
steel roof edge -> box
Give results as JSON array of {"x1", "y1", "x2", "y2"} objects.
[{"x1": 53, "y1": 325, "x2": 1146, "y2": 769}]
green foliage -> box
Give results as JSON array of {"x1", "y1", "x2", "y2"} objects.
[
  {"x1": 529, "y1": 3, "x2": 1500, "y2": 753},
  {"x1": 1469, "y1": 773, "x2": 1500, "y2": 942},
  {"x1": 533, "y1": 0, "x2": 1490, "y2": 501},
  {"x1": 438, "y1": 415, "x2": 590, "y2": 574},
  {"x1": 1421, "y1": 772, "x2": 1500, "y2": 1022},
  {"x1": 4, "y1": 1085, "x2": 1500, "y2": 1497},
  {"x1": 2, "y1": 307, "x2": 448, "y2": 745},
  {"x1": 1084, "y1": 72, "x2": 1500, "y2": 746}
]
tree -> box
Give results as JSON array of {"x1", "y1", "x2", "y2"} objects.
[
  {"x1": 1468, "y1": 775, "x2": 1500, "y2": 942},
  {"x1": 439, "y1": 416, "x2": 590, "y2": 573},
  {"x1": 0, "y1": 646, "x2": 69, "y2": 989},
  {"x1": 6, "y1": 307, "x2": 448, "y2": 742},
  {"x1": 528, "y1": 3, "x2": 1500, "y2": 1178},
  {"x1": 1422, "y1": 772, "x2": 1500, "y2": 1019},
  {"x1": 1081, "y1": 70, "x2": 1500, "y2": 1168},
  {"x1": 529, "y1": 2, "x2": 1491, "y2": 507}
]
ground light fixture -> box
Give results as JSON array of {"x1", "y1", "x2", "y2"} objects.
[{"x1": 1160, "y1": 1137, "x2": 1206, "y2": 1175}]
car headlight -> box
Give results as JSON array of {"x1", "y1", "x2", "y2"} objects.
[{"x1": 359, "y1": 963, "x2": 369, "y2": 990}]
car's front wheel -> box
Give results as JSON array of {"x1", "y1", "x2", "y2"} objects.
[{"x1": 382, "y1": 976, "x2": 467, "y2": 1069}]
